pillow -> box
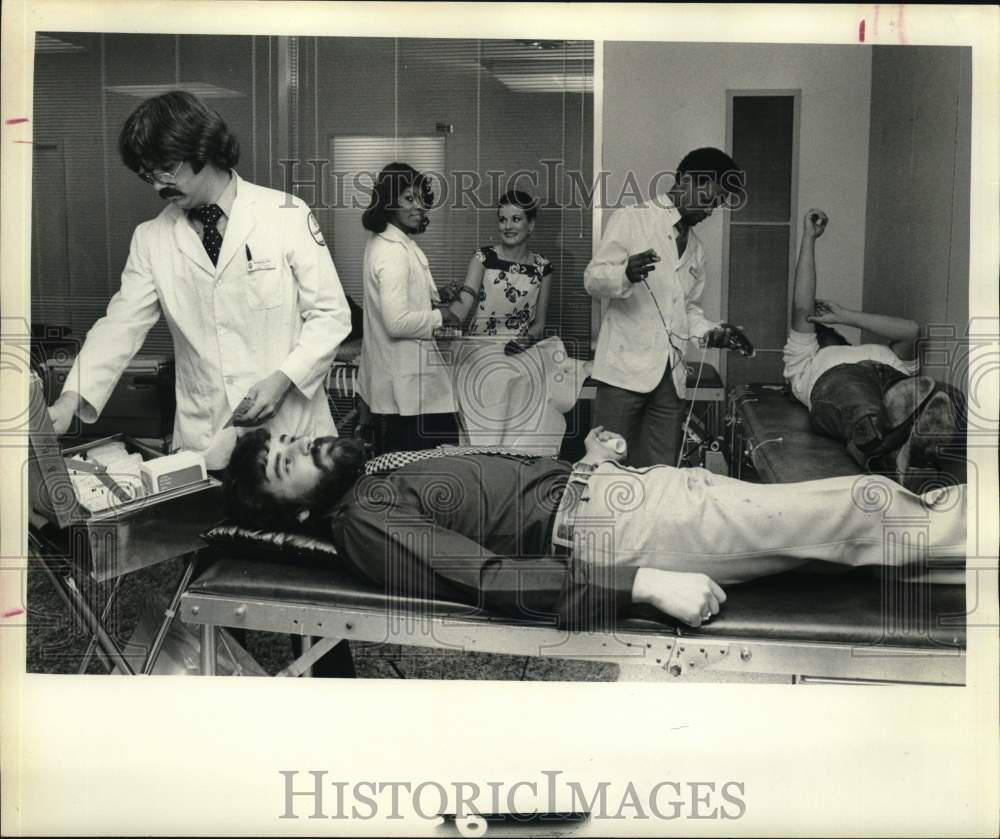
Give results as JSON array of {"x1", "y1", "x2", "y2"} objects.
[{"x1": 201, "y1": 523, "x2": 340, "y2": 561}]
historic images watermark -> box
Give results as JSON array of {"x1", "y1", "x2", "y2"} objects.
[
  {"x1": 276, "y1": 160, "x2": 748, "y2": 213},
  {"x1": 279, "y1": 769, "x2": 747, "y2": 822}
]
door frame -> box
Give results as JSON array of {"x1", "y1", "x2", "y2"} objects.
[{"x1": 721, "y1": 89, "x2": 801, "y2": 387}]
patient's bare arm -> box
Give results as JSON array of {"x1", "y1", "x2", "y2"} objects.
[
  {"x1": 808, "y1": 300, "x2": 920, "y2": 361},
  {"x1": 791, "y1": 208, "x2": 828, "y2": 333}
]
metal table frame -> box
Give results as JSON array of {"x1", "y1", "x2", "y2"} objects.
[
  {"x1": 180, "y1": 581, "x2": 965, "y2": 685},
  {"x1": 27, "y1": 524, "x2": 197, "y2": 676}
]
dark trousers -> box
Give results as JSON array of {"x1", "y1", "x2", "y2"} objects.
[
  {"x1": 810, "y1": 361, "x2": 966, "y2": 479},
  {"x1": 591, "y1": 365, "x2": 685, "y2": 468},
  {"x1": 379, "y1": 412, "x2": 460, "y2": 453},
  {"x1": 810, "y1": 361, "x2": 909, "y2": 469}
]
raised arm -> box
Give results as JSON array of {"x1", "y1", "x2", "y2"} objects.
[{"x1": 791, "y1": 208, "x2": 828, "y2": 332}]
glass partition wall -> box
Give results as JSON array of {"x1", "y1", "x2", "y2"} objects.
[{"x1": 32, "y1": 34, "x2": 595, "y2": 358}]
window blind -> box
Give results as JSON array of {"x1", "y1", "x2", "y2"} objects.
[
  {"x1": 31, "y1": 34, "x2": 594, "y2": 362},
  {"x1": 296, "y1": 37, "x2": 595, "y2": 358}
]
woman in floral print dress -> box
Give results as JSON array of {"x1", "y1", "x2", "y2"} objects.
[{"x1": 448, "y1": 190, "x2": 590, "y2": 454}]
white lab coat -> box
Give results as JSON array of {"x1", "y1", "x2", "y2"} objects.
[
  {"x1": 65, "y1": 173, "x2": 352, "y2": 468},
  {"x1": 357, "y1": 225, "x2": 456, "y2": 416},
  {"x1": 583, "y1": 195, "x2": 718, "y2": 397}
]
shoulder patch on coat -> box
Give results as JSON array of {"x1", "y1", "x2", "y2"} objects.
[{"x1": 308, "y1": 211, "x2": 326, "y2": 246}]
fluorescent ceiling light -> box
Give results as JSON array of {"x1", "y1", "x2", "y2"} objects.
[
  {"x1": 490, "y1": 72, "x2": 593, "y2": 94},
  {"x1": 35, "y1": 34, "x2": 86, "y2": 53},
  {"x1": 398, "y1": 39, "x2": 593, "y2": 94},
  {"x1": 481, "y1": 41, "x2": 592, "y2": 94},
  {"x1": 104, "y1": 82, "x2": 245, "y2": 99}
]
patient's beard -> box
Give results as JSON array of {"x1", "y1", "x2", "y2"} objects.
[{"x1": 309, "y1": 438, "x2": 367, "y2": 509}]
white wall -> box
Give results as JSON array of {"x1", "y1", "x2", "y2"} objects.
[{"x1": 601, "y1": 42, "x2": 873, "y2": 344}]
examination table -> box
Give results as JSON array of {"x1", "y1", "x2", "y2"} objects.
[{"x1": 179, "y1": 384, "x2": 966, "y2": 684}]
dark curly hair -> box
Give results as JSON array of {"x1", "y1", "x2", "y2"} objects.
[
  {"x1": 222, "y1": 428, "x2": 366, "y2": 531},
  {"x1": 676, "y1": 147, "x2": 742, "y2": 187},
  {"x1": 118, "y1": 90, "x2": 240, "y2": 176},
  {"x1": 813, "y1": 321, "x2": 851, "y2": 347},
  {"x1": 361, "y1": 162, "x2": 434, "y2": 234},
  {"x1": 222, "y1": 428, "x2": 294, "y2": 530},
  {"x1": 498, "y1": 189, "x2": 539, "y2": 221}
]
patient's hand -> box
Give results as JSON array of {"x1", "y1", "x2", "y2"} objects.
[
  {"x1": 808, "y1": 298, "x2": 849, "y2": 325},
  {"x1": 583, "y1": 426, "x2": 627, "y2": 463},
  {"x1": 631, "y1": 568, "x2": 727, "y2": 628},
  {"x1": 803, "y1": 208, "x2": 829, "y2": 239}
]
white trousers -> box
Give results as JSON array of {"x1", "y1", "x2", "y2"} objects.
[{"x1": 570, "y1": 464, "x2": 966, "y2": 584}]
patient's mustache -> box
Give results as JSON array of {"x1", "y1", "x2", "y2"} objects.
[{"x1": 158, "y1": 187, "x2": 184, "y2": 199}]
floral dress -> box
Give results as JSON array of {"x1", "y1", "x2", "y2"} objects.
[
  {"x1": 466, "y1": 246, "x2": 553, "y2": 338},
  {"x1": 454, "y1": 246, "x2": 589, "y2": 455}
]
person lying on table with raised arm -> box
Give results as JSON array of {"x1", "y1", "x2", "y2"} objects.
[
  {"x1": 783, "y1": 208, "x2": 964, "y2": 490},
  {"x1": 222, "y1": 426, "x2": 964, "y2": 632}
]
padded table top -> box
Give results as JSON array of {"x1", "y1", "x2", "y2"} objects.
[
  {"x1": 732, "y1": 385, "x2": 860, "y2": 483},
  {"x1": 188, "y1": 551, "x2": 965, "y2": 650}
]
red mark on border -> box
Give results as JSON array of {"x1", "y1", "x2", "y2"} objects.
[
  {"x1": 5, "y1": 117, "x2": 29, "y2": 125},
  {"x1": 13, "y1": 140, "x2": 33, "y2": 144},
  {"x1": 2, "y1": 608, "x2": 25, "y2": 619},
  {"x1": 859, "y1": 20, "x2": 866, "y2": 42}
]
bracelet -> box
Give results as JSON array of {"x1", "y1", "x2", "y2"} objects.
[{"x1": 458, "y1": 284, "x2": 478, "y2": 299}]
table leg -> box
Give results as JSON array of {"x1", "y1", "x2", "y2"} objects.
[
  {"x1": 300, "y1": 635, "x2": 314, "y2": 678},
  {"x1": 277, "y1": 637, "x2": 342, "y2": 677},
  {"x1": 34, "y1": 553, "x2": 136, "y2": 676},
  {"x1": 200, "y1": 624, "x2": 217, "y2": 676},
  {"x1": 77, "y1": 574, "x2": 125, "y2": 675},
  {"x1": 28, "y1": 532, "x2": 133, "y2": 674},
  {"x1": 141, "y1": 553, "x2": 198, "y2": 675}
]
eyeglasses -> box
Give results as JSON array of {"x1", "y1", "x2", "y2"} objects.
[{"x1": 138, "y1": 160, "x2": 185, "y2": 185}]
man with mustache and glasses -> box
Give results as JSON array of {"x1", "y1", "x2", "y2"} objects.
[{"x1": 47, "y1": 90, "x2": 353, "y2": 473}]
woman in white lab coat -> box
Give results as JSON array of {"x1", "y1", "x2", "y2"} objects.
[{"x1": 357, "y1": 163, "x2": 460, "y2": 452}]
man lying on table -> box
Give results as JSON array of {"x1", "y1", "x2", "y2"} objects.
[
  {"x1": 222, "y1": 428, "x2": 965, "y2": 631},
  {"x1": 784, "y1": 209, "x2": 965, "y2": 489}
]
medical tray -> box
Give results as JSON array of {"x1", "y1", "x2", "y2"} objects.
[{"x1": 27, "y1": 375, "x2": 222, "y2": 581}]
